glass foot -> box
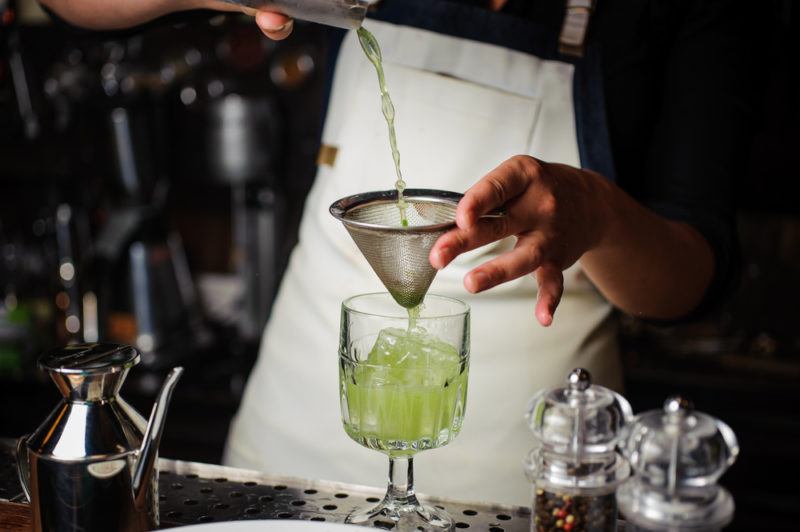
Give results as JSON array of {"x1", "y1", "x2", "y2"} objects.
[{"x1": 346, "y1": 497, "x2": 453, "y2": 530}]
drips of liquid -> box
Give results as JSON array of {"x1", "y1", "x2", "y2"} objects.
[
  {"x1": 407, "y1": 305, "x2": 420, "y2": 330},
  {"x1": 357, "y1": 26, "x2": 409, "y2": 226}
]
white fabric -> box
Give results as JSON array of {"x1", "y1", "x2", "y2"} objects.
[{"x1": 224, "y1": 20, "x2": 622, "y2": 507}]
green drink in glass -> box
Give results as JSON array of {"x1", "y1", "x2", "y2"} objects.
[{"x1": 339, "y1": 293, "x2": 470, "y2": 529}]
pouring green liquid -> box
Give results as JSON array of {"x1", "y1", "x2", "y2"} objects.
[
  {"x1": 407, "y1": 304, "x2": 420, "y2": 330},
  {"x1": 357, "y1": 26, "x2": 408, "y2": 227}
]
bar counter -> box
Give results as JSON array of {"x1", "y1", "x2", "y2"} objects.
[{"x1": 0, "y1": 441, "x2": 531, "y2": 531}]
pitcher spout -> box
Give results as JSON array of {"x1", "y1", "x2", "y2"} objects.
[{"x1": 132, "y1": 366, "x2": 184, "y2": 507}]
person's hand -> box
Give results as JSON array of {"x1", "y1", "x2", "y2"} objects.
[
  {"x1": 253, "y1": 10, "x2": 294, "y2": 40},
  {"x1": 197, "y1": 1, "x2": 294, "y2": 39},
  {"x1": 429, "y1": 155, "x2": 609, "y2": 327}
]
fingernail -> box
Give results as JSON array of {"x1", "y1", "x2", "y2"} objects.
[
  {"x1": 537, "y1": 307, "x2": 553, "y2": 327},
  {"x1": 259, "y1": 15, "x2": 292, "y2": 33},
  {"x1": 467, "y1": 271, "x2": 488, "y2": 292},
  {"x1": 456, "y1": 212, "x2": 473, "y2": 229},
  {"x1": 434, "y1": 247, "x2": 450, "y2": 268}
]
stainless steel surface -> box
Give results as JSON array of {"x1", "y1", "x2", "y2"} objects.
[
  {"x1": 14, "y1": 437, "x2": 29, "y2": 503},
  {"x1": 157, "y1": 460, "x2": 532, "y2": 530},
  {"x1": 17, "y1": 344, "x2": 183, "y2": 531},
  {"x1": 37, "y1": 342, "x2": 140, "y2": 370},
  {"x1": 222, "y1": 0, "x2": 372, "y2": 30},
  {"x1": 133, "y1": 367, "x2": 184, "y2": 510},
  {"x1": 130, "y1": 241, "x2": 158, "y2": 353},
  {"x1": 233, "y1": 186, "x2": 283, "y2": 341},
  {"x1": 330, "y1": 189, "x2": 462, "y2": 309},
  {"x1": 38, "y1": 343, "x2": 139, "y2": 401},
  {"x1": 0, "y1": 441, "x2": 634, "y2": 531},
  {"x1": 110, "y1": 107, "x2": 143, "y2": 199},
  {"x1": 173, "y1": 92, "x2": 284, "y2": 186},
  {"x1": 1, "y1": 442, "x2": 531, "y2": 530},
  {"x1": 8, "y1": 30, "x2": 40, "y2": 139}
]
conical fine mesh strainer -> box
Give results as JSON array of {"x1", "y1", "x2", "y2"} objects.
[{"x1": 330, "y1": 189, "x2": 463, "y2": 308}]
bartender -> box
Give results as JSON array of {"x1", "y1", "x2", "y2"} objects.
[{"x1": 41, "y1": 0, "x2": 759, "y2": 506}]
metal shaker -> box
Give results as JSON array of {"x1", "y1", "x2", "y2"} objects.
[
  {"x1": 16, "y1": 343, "x2": 183, "y2": 532},
  {"x1": 221, "y1": 0, "x2": 375, "y2": 29}
]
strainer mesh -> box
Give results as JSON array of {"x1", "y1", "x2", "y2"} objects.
[{"x1": 337, "y1": 195, "x2": 458, "y2": 308}]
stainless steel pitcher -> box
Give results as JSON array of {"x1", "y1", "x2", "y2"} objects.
[
  {"x1": 222, "y1": 0, "x2": 375, "y2": 29},
  {"x1": 16, "y1": 343, "x2": 183, "y2": 532}
]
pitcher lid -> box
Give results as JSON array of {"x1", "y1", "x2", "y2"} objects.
[{"x1": 39, "y1": 343, "x2": 140, "y2": 375}]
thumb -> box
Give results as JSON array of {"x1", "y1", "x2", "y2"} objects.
[{"x1": 255, "y1": 11, "x2": 294, "y2": 40}]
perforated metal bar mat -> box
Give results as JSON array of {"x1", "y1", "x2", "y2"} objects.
[
  {"x1": 157, "y1": 459, "x2": 531, "y2": 530},
  {"x1": 0, "y1": 438, "x2": 530, "y2": 531},
  {"x1": 1, "y1": 441, "x2": 631, "y2": 531}
]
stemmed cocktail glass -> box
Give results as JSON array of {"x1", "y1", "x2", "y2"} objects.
[{"x1": 339, "y1": 293, "x2": 470, "y2": 530}]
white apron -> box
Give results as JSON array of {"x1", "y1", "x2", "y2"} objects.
[{"x1": 225, "y1": 16, "x2": 623, "y2": 507}]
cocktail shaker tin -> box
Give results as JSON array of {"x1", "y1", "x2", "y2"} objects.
[{"x1": 222, "y1": 0, "x2": 375, "y2": 30}]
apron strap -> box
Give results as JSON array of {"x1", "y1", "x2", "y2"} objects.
[{"x1": 559, "y1": 0, "x2": 595, "y2": 58}]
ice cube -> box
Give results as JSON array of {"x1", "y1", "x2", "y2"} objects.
[{"x1": 366, "y1": 327, "x2": 462, "y2": 386}]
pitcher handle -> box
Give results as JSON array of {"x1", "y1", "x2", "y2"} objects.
[{"x1": 16, "y1": 435, "x2": 31, "y2": 502}]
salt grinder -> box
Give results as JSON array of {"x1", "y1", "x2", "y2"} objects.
[
  {"x1": 617, "y1": 396, "x2": 739, "y2": 532},
  {"x1": 525, "y1": 368, "x2": 633, "y2": 532}
]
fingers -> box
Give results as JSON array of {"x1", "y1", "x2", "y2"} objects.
[
  {"x1": 534, "y1": 264, "x2": 563, "y2": 327},
  {"x1": 456, "y1": 156, "x2": 537, "y2": 229},
  {"x1": 255, "y1": 11, "x2": 294, "y2": 40},
  {"x1": 458, "y1": 241, "x2": 564, "y2": 327},
  {"x1": 461, "y1": 235, "x2": 545, "y2": 292},
  {"x1": 430, "y1": 215, "x2": 515, "y2": 270}
]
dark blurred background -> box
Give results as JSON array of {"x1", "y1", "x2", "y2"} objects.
[{"x1": 0, "y1": 1, "x2": 798, "y2": 530}]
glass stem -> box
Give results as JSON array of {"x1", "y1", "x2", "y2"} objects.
[{"x1": 386, "y1": 455, "x2": 419, "y2": 506}]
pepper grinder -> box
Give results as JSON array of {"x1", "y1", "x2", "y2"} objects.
[
  {"x1": 525, "y1": 368, "x2": 633, "y2": 532},
  {"x1": 617, "y1": 396, "x2": 739, "y2": 532}
]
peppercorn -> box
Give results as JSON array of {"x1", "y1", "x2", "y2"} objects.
[{"x1": 533, "y1": 489, "x2": 616, "y2": 532}]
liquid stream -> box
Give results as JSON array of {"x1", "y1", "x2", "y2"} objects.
[
  {"x1": 357, "y1": 27, "x2": 425, "y2": 330},
  {"x1": 407, "y1": 305, "x2": 420, "y2": 330},
  {"x1": 357, "y1": 26, "x2": 409, "y2": 227}
]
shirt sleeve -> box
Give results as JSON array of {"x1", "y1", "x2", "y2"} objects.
[{"x1": 640, "y1": 0, "x2": 765, "y2": 319}]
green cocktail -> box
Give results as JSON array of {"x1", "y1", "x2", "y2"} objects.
[
  {"x1": 339, "y1": 293, "x2": 470, "y2": 530},
  {"x1": 341, "y1": 326, "x2": 468, "y2": 454}
]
